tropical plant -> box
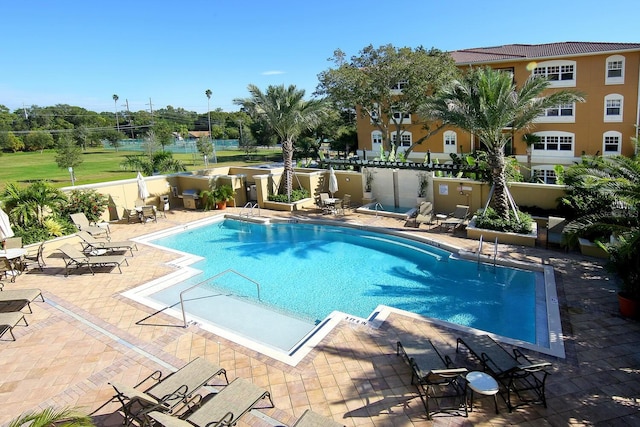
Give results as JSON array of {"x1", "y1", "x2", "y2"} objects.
[
  {"x1": 417, "y1": 172, "x2": 429, "y2": 197},
  {"x1": 268, "y1": 189, "x2": 310, "y2": 203},
  {"x1": 9, "y1": 406, "x2": 94, "y2": 427},
  {"x1": 364, "y1": 168, "x2": 374, "y2": 192},
  {"x1": 473, "y1": 206, "x2": 534, "y2": 234},
  {"x1": 420, "y1": 66, "x2": 584, "y2": 222},
  {"x1": 120, "y1": 151, "x2": 186, "y2": 176},
  {"x1": 213, "y1": 184, "x2": 235, "y2": 204},
  {"x1": 1, "y1": 182, "x2": 68, "y2": 227},
  {"x1": 62, "y1": 189, "x2": 109, "y2": 223},
  {"x1": 234, "y1": 84, "x2": 327, "y2": 201}
]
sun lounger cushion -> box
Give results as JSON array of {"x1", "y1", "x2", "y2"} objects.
[
  {"x1": 0, "y1": 312, "x2": 28, "y2": 341},
  {"x1": 0, "y1": 288, "x2": 44, "y2": 313}
]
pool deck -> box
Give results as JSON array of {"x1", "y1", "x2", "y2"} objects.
[{"x1": 1, "y1": 207, "x2": 639, "y2": 426}]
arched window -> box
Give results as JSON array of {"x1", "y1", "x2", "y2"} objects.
[
  {"x1": 604, "y1": 94, "x2": 623, "y2": 122},
  {"x1": 605, "y1": 55, "x2": 625, "y2": 85},
  {"x1": 602, "y1": 131, "x2": 622, "y2": 155},
  {"x1": 443, "y1": 131, "x2": 457, "y2": 154}
]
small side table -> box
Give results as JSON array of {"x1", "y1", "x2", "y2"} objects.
[
  {"x1": 435, "y1": 214, "x2": 448, "y2": 226},
  {"x1": 466, "y1": 371, "x2": 499, "y2": 414}
]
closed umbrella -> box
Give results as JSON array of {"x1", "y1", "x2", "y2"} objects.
[
  {"x1": 0, "y1": 207, "x2": 14, "y2": 251},
  {"x1": 137, "y1": 172, "x2": 150, "y2": 201},
  {"x1": 328, "y1": 167, "x2": 339, "y2": 198}
]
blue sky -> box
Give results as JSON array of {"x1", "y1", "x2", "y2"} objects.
[{"x1": 1, "y1": 0, "x2": 637, "y2": 114}]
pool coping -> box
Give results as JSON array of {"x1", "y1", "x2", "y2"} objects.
[{"x1": 124, "y1": 213, "x2": 565, "y2": 367}]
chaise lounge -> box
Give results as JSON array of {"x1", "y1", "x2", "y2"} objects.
[
  {"x1": 70, "y1": 212, "x2": 110, "y2": 239},
  {"x1": 76, "y1": 231, "x2": 138, "y2": 256},
  {"x1": 109, "y1": 357, "x2": 228, "y2": 426},
  {"x1": 0, "y1": 311, "x2": 28, "y2": 341},
  {"x1": 292, "y1": 409, "x2": 345, "y2": 427},
  {"x1": 146, "y1": 377, "x2": 274, "y2": 427},
  {"x1": 397, "y1": 339, "x2": 468, "y2": 419},
  {"x1": 440, "y1": 205, "x2": 469, "y2": 231},
  {"x1": 0, "y1": 285, "x2": 44, "y2": 313},
  {"x1": 456, "y1": 334, "x2": 551, "y2": 412},
  {"x1": 58, "y1": 244, "x2": 128, "y2": 276}
]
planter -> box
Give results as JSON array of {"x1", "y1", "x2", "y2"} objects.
[
  {"x1": 216, "y1": 201, "x2": 227, "y2": 210},
  {"x1": 618, "y1": 292, "x2": 639, "y2": 319},
  {"x1": 578, "y1": 238, "x2": 609, "y2": 259},
  {"x1": 363, "y1": 191, "x2": 373, "y2": 199},
  {"x1": 466, "y1": 216, "x2": 538, "y2": 247}
]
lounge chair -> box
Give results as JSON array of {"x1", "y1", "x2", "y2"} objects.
[
  {"x1": 292, "y1": 409, "x2": 345, "y2": 427},
  {"x1": 415, "y1": 201, "x2": 434, "y2": 227},
  {"x1": 58, "y1": 244, "x2": 128, "y2": 276},
  {"x1": 77, "y1": 231, "x2": 137, "y2": 256},
  {"x1": 441, "y1": 205, "x2": 469, "y2": 231},
  {"x1": 456, "y1": 334, "x2": 551, "y2": 412},
  {"x1": 109, "y1": 357, "x2": 228, "y2": 426},
  {"x1": 0, "y1": 311, "x2": 28, "y2": 341},
  {"x1": 70, "y1": 212, "x2": 110, "y2": 239},
  {"x1": 318, "y1": 193, "x2": 331, "y2": 214},
  {"x1": 146, "y1": 377, "x2": 274, "y2": 427},
  {"x1": 341, "y1": 194, "x2": 352, "y2": 213},
  {"x1": 397, "y1": 339, "x2": 468, "y2": 419},
  {"x1": 0, "y1": 258, "x2": 21, "y2": 282},
  {"x1": 0, "y1": 284, "x2": 44, "y2": 313},
  {"x1": 141, "y1": 205, "x2": 157, "y2": 223},
  {"x1": 23, "y1": 242, "x2": 46, "y2": 271},
  {"x1": 546, "y1": 216, "x2": 567, "y2": 249},
  {"x1": 4, "y1": 237, "x2": 22, "y2": 249}
]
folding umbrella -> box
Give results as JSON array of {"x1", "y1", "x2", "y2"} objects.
[
  {"x1": 0, "y1": 207, "x2": 14, "y2": 251},
  {"x1": 137, "y1": 172, "x2": 150, "y2": 201},
  {"x1": 328, "y1": 167, "x2": 338, "y2": 198}
]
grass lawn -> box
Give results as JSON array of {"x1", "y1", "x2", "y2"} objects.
[{"x1": 0, "y1": 147, "x2": 283, "y2": 188}]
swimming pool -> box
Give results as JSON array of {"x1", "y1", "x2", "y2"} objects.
[
  {"x1": 125, "y1": 216, "x2": 563, "y2": 363},
  {"x1": 356, "y1": 203, "x2": 417, "y2": 219}
]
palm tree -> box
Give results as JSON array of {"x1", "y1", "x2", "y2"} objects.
[
  {"x1": 420, "y1": 66, "x2": 584, "y2": 221},
  {"x1": 120, "y1": 151, "x2": 186, "y2": 176},
  {"x1": 1, "y1": 182, "x2": 68, "y2": 227},
  {"x1": 9, "y1": 407, "x2": 93, "y2": 427},
  {"x1": 234, "y1": 84, "x2": 327, "y2": 200},
  {"x1": 205, "y1": 89, "x2": 212, "y2": 138},
  {"x1": 112, "y1": 94, "x2": 120, "y2": 132}
]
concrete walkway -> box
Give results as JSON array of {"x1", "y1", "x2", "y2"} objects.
[{"x1": 1, "y1": 207, "x2": 638, "y2": 426}]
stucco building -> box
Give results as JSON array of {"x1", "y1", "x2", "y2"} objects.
[{"x1": 355, "y1": 42, "x2": 640, "y2": 183}]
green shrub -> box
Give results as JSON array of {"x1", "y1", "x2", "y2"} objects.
[
  {"x1": 62, "y1": 189, "x2": 109, "y2": 223},
  {"x1": 268, "y1": 189, "x2": 310, "y2": 203},
  {"x1": 474, "y1": 207, "x2": 533, "y2": 234}
]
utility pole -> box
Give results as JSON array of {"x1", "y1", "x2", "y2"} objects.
[
  {"x1": 125, "y1": 99, "x2": 134, "y2": 138},
  {"x1": 147, "y1": 98, "x2": 154, "y2": 126}
]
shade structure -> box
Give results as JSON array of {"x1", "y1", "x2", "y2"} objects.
[
  {"x1": 328, "y1": 167, "x2": 339, "y2": 197},
  {"x1": 0, "y1": 207, "x2": 14, "y2": 240},
  {"x1": 137, "y1": 172, "x2": 150, "y2": 201}
]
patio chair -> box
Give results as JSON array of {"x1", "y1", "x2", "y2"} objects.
[
  {"x1": 0, "y1": 311, "x2": 28, "y2": 341},
  {"x1": 0, "y1": 284, "x2": 44, "y2": 313},
  {"x1": 318, "y1": 192, "x2": 331, "y2": 214},
  {"x1": 0, "y1": 258, "x2": 21, "y2": 282},
  {"x1": 292, "y1": 409, "x2": 345, "y2": 427},
  {"x1": 23, "y1": 242, "x2": 46, "y2": 271},
  {"x1": 441, "y1": 205, "x2": 469, "y2": 231},
  {"x1": 4, "y1": 237, "x2": 22, "y2": 249},
  {"x1": 456, "y1": 334, "x2": 551, "y2": 412},
  {"x1": 58, "y1": 244, "x2": 128, "y2": 276},
  {"x1": 141, "y1": 205, "x2": 157, "y2": 223},
  {"x1": 70, "y1": 212, "x2": 110, "y2": 239},
  {"x1": 77, "y1": 231, "x2": 137, "y2": 256},
  {"x1": 341, "y1": 194, "x2": 352, "y2": 213},
  {"x1": 397, "y1": 339, "x2": 468, "y2": 419},
  {"x1": 546, "y1": 216, "x2": 567, "y2": 249},
  {"x1": 415, "y1": 201, "x2": 434, "y2": 227},
  {"x1": 146, "y1": 377, "x2": 274, "y2": 427},
  {"x1": 109, "y1": 357, "x2": 228, "y2": 426}
]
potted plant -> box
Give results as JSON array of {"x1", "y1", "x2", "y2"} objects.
[
  {"x1": 417, "y1": 172, "x2": 429, "y2": 204},
  {"x1": 604, "y1": 229, "x2": 640, "y2": 318},
  {"x1": 213, "y1": 184, "x2": 235, "y2": 210},
  {"x1": 363, "y1": 169, "x2": 374, "y2": 199}
]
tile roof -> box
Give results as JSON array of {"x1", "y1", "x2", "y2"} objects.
[{"x1": 450, "y1": 42, "x2": 640, "y2": 64}]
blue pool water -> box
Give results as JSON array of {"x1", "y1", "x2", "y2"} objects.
[{"x1": 149, "y1": 219, "x2": 538, "y2": 343}]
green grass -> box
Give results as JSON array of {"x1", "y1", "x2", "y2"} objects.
[{"x1": 0, "y1": 148, "x2": 283, "y2": 188}]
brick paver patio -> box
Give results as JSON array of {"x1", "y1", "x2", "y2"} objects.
[{"x1": 1, "y1": 207, "x2": 638, "y2": 426}]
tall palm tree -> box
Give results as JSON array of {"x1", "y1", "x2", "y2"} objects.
[
  {"x1": 112, "y1": 94, "x2": 120, "y2": 132},
  {"x1": 234, "y1": 84, "x2": 327, "y2": 200},
  {"x1": 1, "y1": 182, "x2": 68, "y2": 227},
  {"x1": 420, "y1": 66, "x2": 584, "y2": 220},
  {"x1": 205, "y1": 89, "x2": 212, "y2": 138},
  {"x1": 120, "y1": 151, "x2": 186, "y2": 176}
]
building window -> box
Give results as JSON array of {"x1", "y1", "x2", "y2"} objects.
[
  {"x1": 532, "y1": 131, "x2": 575, "y2": 157},
  {"x1": 371, "y1": 131, "x2": 383, "y2": 145},
  {"x1": 390, "y1": 110, "x2": 411, "y2": 124},
  {"x1": 444, "y1": 131, "x2": 457, "y2": 154},
  {"x1": 532, "y1": 168, "x2": 558, "y2": 184},
  {"x1": 369, "y1": 103, "x2": 380, "y2": 124},
  {"x1": 532, "y1": 60, "x2": 576, "y2": 87},
  {"x1": 391, "y1": 132, "x2": 412, "y2": 147},
  {"x1": 605, "y1": 55, "x2": 625, "y2": 84},
  {"x1": 536, "y1": 102, "x2": 575, "y2": 123},
  {"x1": 604, "y1": 94, "x2": 623, "y2": 122},
  {"x1": 390, "y1": 80, "x2": 408, "y2": 90},
  {"x1": 603, "y1": 131, "x2": 622, "y2": 155}
]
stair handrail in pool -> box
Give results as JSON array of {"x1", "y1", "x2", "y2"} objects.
[
  {"x1": 240, "y1": 202, "x2": 260, "y2": 218},
  {"x1": 179, "y1": 269, "x2": 262, "y2": 327}
]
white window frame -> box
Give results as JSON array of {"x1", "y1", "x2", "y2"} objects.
[
  {"x1": 390, "y1": 110, "x2": 411, "y2": 124},
  {"x1": 390, "y1": 79, "x2": 408, "y2": 94},
  {"x1": 371, "y1": 131, "x2": 383, "y2": 145},
  {"x1": 532, "y1": 167, "x2": 559, "y2": 184},
  {"x1": 602, "y1": 131, "x2": 622, "y2": 155},
  {"x1": 391, "y1": 131, "x2": 412, "y2": 147},
  {"x1": 443, "y1": 131, "x2": 457, "y2": 154},
  {"x1": 535, "y1": 102, "x2": 576, "y2": 123},
  {"x1": 531, "y1": 131, "x2": 575, "y2": 157},
  {"x1": 605, "y1": 55, "x2": 625, "y2": 85},
  {"x1": 604, "y1": 94, "x2": 623, "y2": 122},
  {"x1": 532, "y1": 60, "x2": 576, "y2": 87},
  {"x1": 369, "y1": 103, "x2": 380, "y2": 124}
]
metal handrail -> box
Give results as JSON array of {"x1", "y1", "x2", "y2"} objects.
[
  {"x1": 493, "y1": 237, "x2": 499, "y2": 267},
  {"x1": 477, "y1": 235, "x2": 484, "y2": 266},
  {"x1": 179, "y1": 269, "x2": 261, "y2": 327}
]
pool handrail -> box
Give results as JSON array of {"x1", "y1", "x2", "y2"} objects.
[{"x1": 179, "y1": 269, "x2": 262, "y2": 328}]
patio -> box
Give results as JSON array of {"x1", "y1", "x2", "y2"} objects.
[{"x1": 1, "y1": 207, "x2": 639, "y2": 426}]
